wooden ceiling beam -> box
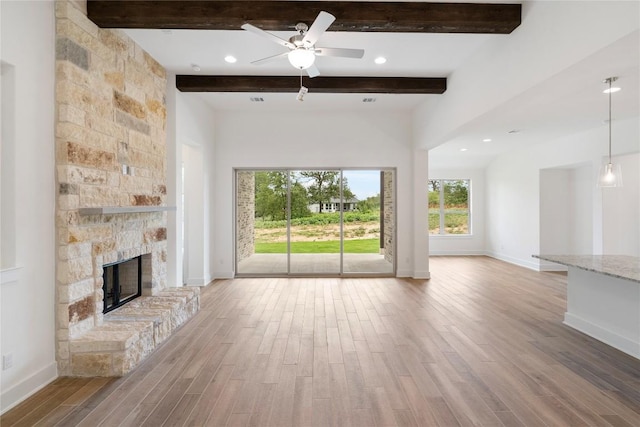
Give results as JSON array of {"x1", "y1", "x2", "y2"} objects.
[
  {"x1": 87, "y1": 1, "x2": 521, "y2": 34},
  {"x1": 176, "y1": 75, "x2": 447, "y2": 94}
]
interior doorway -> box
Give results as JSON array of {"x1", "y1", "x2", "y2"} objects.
[{"x1": 235, "y1": 168, "x2": 395, "y2": 276}]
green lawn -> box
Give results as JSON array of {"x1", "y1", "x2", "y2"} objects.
[{"x1": 256, "y1": 238, "x2": 379, "y2": 254}]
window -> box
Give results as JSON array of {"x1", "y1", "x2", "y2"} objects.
[{"x1": 428, "y1": 179, "x2": 470, "y2": 235}]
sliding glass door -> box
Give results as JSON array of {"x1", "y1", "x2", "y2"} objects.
[
  {"x1": 235, "y1": 168, "x2": 394, "y2": 276},
  {"x1": 342, "y1": 170, "x2": 394, "y2": 274},
  {"x1": 290, "y1": 170, "x2": 341, "y2": 274}
]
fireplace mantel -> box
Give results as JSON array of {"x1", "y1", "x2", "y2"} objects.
[{"x1": 78, "y1": 206, "x2": 176, "y2": 215}]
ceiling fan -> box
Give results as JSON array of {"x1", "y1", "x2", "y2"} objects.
[{"x1": 241, "y1": 11, "x2": 365, "y2": 78}]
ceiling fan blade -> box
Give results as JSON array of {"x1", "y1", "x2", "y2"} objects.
[
  {"x1": 241, "y1": 23, "x2": 295, "y2": 49},
  {"x1": 302, "y1": 11, "x2": 335, "y2": 46},
  {"x1": 250, "y1": 51, "x2": 289, "y2": 65},
  {"x1": 315, "y1": 47, "x2": 365, "y2": 59},
  {"x1": 306, "y1": 64, "x2": 320, "y2": 78}
]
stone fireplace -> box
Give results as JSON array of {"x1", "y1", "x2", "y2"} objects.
[
  {"x1": 102, "y1": 254, "x2": 144, "y2": 313},
  {"x1": 54, "y1": 1, "x2": 198, "y2": 377}
]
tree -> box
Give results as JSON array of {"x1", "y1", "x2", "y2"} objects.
[
  {"x1": 444, "y1": 180, "x2": 468, "y2": 207},
  {"x1": 254, "y1": 172, "x2": 311, "y2": 220},
  {"x1": 290, "y1": 179, "x2": 311, "y2": 219},
  {"x1": 357, "y1": 194, "x2": 380, "y2": 213},
  {"x1": 300, "y1": 171, "x2": 340, "y2": 213},
  {"x1": 299, "y1": 171, "x2": 357, "y2": 212},
  {"x1": 341, "y1": 177, "x2": 356, "y2": 201},
  {"x1": 428, "y1": 179, "x2": 468, "y2": 208},
  {"x1": 428, "y1": 180, "x2": 440, "y2": 208},
  {"x1": 254, "y1": 171, "x2": 288, "y2": 220}
]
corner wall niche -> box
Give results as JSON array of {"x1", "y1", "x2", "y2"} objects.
[{"x1": 54, "y1": 0, "x2": 198, "y2": 377}]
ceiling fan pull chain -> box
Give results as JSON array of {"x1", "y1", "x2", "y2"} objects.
[{"x1": 297, "y1": 70, "x2": 308, "y2": 101}]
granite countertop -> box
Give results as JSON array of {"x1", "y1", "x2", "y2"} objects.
[{"x1": 533, "y1": 255, "x2": 640, "y2": 283}]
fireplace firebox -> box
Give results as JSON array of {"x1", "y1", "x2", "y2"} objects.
[{"x1": 103, "y1": 256, "x2": 142, "y2": 313}]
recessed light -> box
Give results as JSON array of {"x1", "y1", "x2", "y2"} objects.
[
  {"x1": 460, "y1": 148, "x2": 468, "y2": 152},
  {"x1": 374, "y1": 56, "x2": 387, "y2": 65},
  {"x1": 191, "y1": 64, "x2": 201, "y2": 72},
  {"x1": 225, "y1": 55, "x2": 237, "y2": 64},
  {"x1": 482, "y1": 138, "x2": 492, "y2": 142},
  {"x1": 603, "y1": 87, "x2": 621, "y2": 94}
]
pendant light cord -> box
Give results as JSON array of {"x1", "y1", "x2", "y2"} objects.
[{"x1": 608, "y1": 78, "x2": 612, "y2": 163}]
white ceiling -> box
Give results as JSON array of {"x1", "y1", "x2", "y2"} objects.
[
  {"x1": 122, "y1": 2, "x2": 639, "y2": 168},
  {"x1": 123, "y1": 28, "x2": 498, "y2": 111},
  {"x1": 429, "y1": 30, "x2": 640, "y2": 168}
]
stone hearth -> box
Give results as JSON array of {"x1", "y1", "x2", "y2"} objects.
[{"x1": 70, "y1": 287, "x2": 199, "y2": 377}]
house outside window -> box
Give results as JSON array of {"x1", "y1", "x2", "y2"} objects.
[
  {"x1": 428, "y1": 179, "x2": 470, "y2": 235},
  {"x1": 310, "y1": 198, "x2": 359, "y2": 213}
]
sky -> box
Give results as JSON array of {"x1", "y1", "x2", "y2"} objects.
[{"x1": 343, "y1": 170, "x2": 382, "y2": 200}]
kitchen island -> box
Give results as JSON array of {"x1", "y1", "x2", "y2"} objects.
[{"x1": 534, "y1": 255, "x2": 639, "y2": 360}]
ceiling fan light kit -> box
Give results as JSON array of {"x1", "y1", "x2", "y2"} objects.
[
  {"x1": 241, "y1": 10, "x2": 365, "y2": 84},
  {"x1": 288, "y1": 48, "x2": 315, "y2": 70}
]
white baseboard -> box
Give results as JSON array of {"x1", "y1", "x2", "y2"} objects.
[
  {"x1": 396, "y1": 269, "x2": 412, "y2": 278},
  {"x1": 538, "y1": 262, "x2": 568, "y2": 272},
  {"x1": 411, "y1": 270, "x2": 431, "y2": 279},
  {"x1": 212, "y1": 270, "x2": 235, "y2": 279},
  {"x1": 1, "y1": 361, "x2": 58, "y2": 415},
  {"x1": 184, "y1": 273, "x2": 215, "y2": 286},
  {"x1": 428, "y1": 250, "x2": 485, "y2": 256},
  {"x1": 564, "y1": 312, "x2": 640, "y2": 360},
  {"x1": 485, "y1": 251, "x2": 541, "y2": 271}
]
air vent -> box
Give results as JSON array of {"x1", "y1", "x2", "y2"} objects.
[
  {"x1": 362, "y1": 97, "x2": 377, "y2": 103},
  {"x1": 250, "y1": 97, "x2": 264, "y2": 102}
]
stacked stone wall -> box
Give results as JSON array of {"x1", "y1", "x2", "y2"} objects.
[
  {"x1": 383, "y1": 171, "x2": 394, "y2": 263},
  {"x1": 236, "y1": 171, "x2": 255, "y2": 263},
  {"x1": 55, "y1": 0, "x2": 168, "y2": 375}
]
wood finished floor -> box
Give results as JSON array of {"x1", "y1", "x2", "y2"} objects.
[{"x1": 3, "y1": 256, "x2": 640, "y2": 426}]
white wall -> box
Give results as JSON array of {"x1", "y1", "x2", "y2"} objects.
[
  {"x1": 540, "y1": 169, "x2": 572, "y2": 255},
  {"x1": 569, "y1": 165, "x2": 596, "y2": 254},
  {"x1": 165, "y1": 77, "x2": 182, "y2": 288},
  {"x1": 428, "y1": 168, "x2": 486, "y2": 255},
  {"x1": 603, "y1": 152, "x2": 640, "y2": 255},
  {"x1": 1, "y1": 62, "x2": 16, "y2": 270},
  {"x1": 212, "y1": 110, "x2": 429, "y2": 278},
  {"x1": 175, "y1": 93, "x2": 216, "y2": 286},
  {"x1": 182, "y1": 144, "x2": 204, "y2": 284},
  {"x1": 0, "y1": 1, "x2": 57, "y2": 413},
  {"x1": 486, "y1": 117, "x2": 640, "y2": 270},
  {"x1": 540, "y1": 165, "x2": 595, "y2": 260}
]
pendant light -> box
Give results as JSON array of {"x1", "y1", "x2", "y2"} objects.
[{"x1": 597, "y1": 77, "x2": 623, "y2": 188}]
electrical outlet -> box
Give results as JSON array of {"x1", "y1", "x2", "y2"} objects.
[{"x1": 2, "y1": 353, "x2": 13, "y2": 370}]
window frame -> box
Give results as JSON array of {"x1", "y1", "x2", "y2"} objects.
[{"x1": 429, "y1": 178, "x2": 472, "y2": 236}]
